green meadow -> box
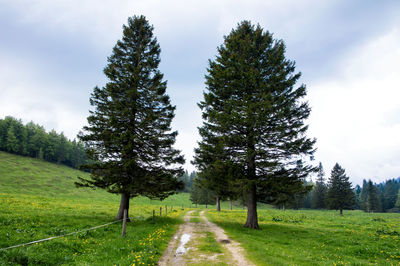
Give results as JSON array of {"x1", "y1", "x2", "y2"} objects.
[
  {"x1": 0, "y1": 151, "x2": 187, "y2": 265},
  {"x1": 206, "y1": 209, "x2": 400, "y2": 265},
  {"x1": 1, "y1": 151, "x2": 400, "y2": 265}
]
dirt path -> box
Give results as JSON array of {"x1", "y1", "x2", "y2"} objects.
[{"x1": 158, "y1": 210, "x2": 254, "y2": 266}]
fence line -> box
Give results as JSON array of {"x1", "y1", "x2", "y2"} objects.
[
  {"x1": 0, "y1": 219, "x2": 122, "y2": 252},
  {"x1": 0, "y1": 204, "x2": 182, "y2": 252}
]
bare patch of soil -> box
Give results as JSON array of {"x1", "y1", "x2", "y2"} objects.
[
  {"x1": 158, "y1": 210, "x2": 254, "y2": 266},
  {"x1": 200, "y1": 210, "x2": 255, "y2": 266},
  {"x1": 158, "y1": 210, "x2": 196, "y2": 266}
]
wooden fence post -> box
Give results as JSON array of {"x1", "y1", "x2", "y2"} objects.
[
  {"x1": 165, "y1": 205, "x2": 167, "y2": 215},
  {"x1": 122, "y1": 209, "x2": 127, "y2": 237},
  {"x1": 160, "y1": 206, "x2": 162, "y2": 216},
  {"x1": 152, "y1": 210, "x2": 155, "y2": 223}
]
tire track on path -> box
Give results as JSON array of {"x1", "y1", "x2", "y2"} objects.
[{"x1": 158, "y1": 210, "x2": 254, "y2": 266}]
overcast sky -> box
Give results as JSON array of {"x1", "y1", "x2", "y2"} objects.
[{"x1": 1, "y1": 0, "x2": 399, "y2": 185}]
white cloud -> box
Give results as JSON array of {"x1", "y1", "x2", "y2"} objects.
[
  {"x1": 0, "y1": 56, "x2": 88, "y2": 140},
  {"x1": 308, "y1": 28, "x2": 400, "y2": 184},
  {"x1": 2, "y1": 0, "x2": 332, "y2": 47}
]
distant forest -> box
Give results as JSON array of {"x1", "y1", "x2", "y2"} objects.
[
  {"x1": 0, "y1": 116, "x2": 88, "y2": 169},
  {"x1": 185, "y1": 165, "x2": 400, "y2": 213},
  {"x1": 177, "y1": 170, "x2": 197, "y2": 193}
]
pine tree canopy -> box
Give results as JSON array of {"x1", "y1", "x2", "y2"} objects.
[
  {"x1": 366, "y1": 180, "x2": 381, "y2": 212},
  {"x1": 312, "y1": 162, "x2": 327, "y2": 209},
  {"x1": 326, "y1": 163, "x2": 355, "y2": 214},
  {"x1": 77, "y1": 15, "x2": 184, "y2": 204},
  {"x1": 396, "y1": 191, "x2": 400, "y2": 209},
  {"x1": 193, "y1": 21, "x2": 316, "y2": 228}
]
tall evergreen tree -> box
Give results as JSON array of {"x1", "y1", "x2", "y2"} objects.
[
  {"x1": 44, "y1": 130, "x2": 58, "y2": 162},
  {"x1": 326, "y1": 163, "x2": 355, "y2": 215},
  {"x1": 312, "y1": 162, "x2": 327, "y2": 209},
  {"x1": 366, "y1": 180, "x2": 381, "y2": 212},
  {"x1": 194, "y1": 21, "x2": 316, "y2": 228},
  {"x1": 359, "y1": 179, "x2": 368, "y2": 211},
  {"x1": 395, "y1": 190, "x2": 400, "y2": 209},
  {"x1": 382, "y1": 179, "x2": 399, "y2": 211},
  {"x1": 177, "y1": 170, "x2": 190, "y2": 192},
  {"x1": 76, "y1": 15, "x2": 184, "y2": 220},
  {"x1": 6, "y1": 125, "x2": 19, "y2": 153},
  {"x1": 354, "y1": 184, "x2": 362, "y2": 209},
  {"x1": 190, "y1": 181, "x2": 201, "y2": 208},
  {"x1": 190, "y1": 178, "x2": 215, "y2": 208},
  {"x1": 194, "y1": 140, "x2": 241, "y2": 211},
  {"x1": 57, "y1": 133, "x2": 68, "y2": 164}
]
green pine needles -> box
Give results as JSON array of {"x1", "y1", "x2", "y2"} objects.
[
  {"x1": 76, "y1": 16, "x2": 185, "y2": 220},
  {"x1": 312, "y1": 162, "x2": 327, "y2": 209},
  {"x1": 194, "y1": 21, "x2": 316, "y2": 228},
  {"x1": 326, "y1": 163, "x2": 355, "y2": 215}
]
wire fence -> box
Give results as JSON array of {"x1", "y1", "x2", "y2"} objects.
[
  {"x1": 0, "y1": 204, "x2": 186, "y2": 252},
  {"x1": 0, "y1": 219, "x2": 123, "y2": 252}
]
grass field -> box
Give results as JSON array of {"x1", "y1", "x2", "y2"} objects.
[
  {"x1": 0, "y1": 151, "x2": 189, "y2": 265},
  {"x1": 2, "y1": 151, "x2": 400, "y2": 265},
  {"x1": 207, "y1": 209, "x2": 400, "y2": 265}
]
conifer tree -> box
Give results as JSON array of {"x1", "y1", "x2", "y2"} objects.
[
  {"x1": 77, "y1": 15, "x2": 184, "y2": 220},
  {"x1": 395, "y1": 191, "x2": 400, "y2": 209},
  {"x1": 354, "y1": 184, "x2": 361, "y2": 209},
  {"x1": 6, "y1": 125, "x2": 19, "y2": 153},
  {"x1": 382, "y1": 179, "x2": 399, "y2": 211},
  {"x1": 194, "y1": 140, "x2": 241, "y2": 211},
  {"x1": 366, "y1": 180, "x2": 381, "y2": 212},
  {"x1": 190, "y1": 178, "x2": 215, "y2": 208},
  {"x1": 194, "y1": 21, "x2": 316, "y2": 228},
  {"x1": 326, "y1": 163, "x2": 355, "y2": 215},
  {"x1": 312, "y1": 162, "x2": 327, "y2": 209},
  {"x1": 359, "y1": 179, "x2": 368, "y2": 211},
  {"x1": 190, "y1": 181, "x2": 201, "y2": 208}
]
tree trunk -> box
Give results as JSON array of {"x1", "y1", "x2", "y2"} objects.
[
  {"x1": 244, "y1": 182, "x2": 259, "y2": 229},
  {"x1": 216, "y1": 196, "x2": 221, "y2": 211},
  {"x1": 283, "y1": 203, "x2": 286, "y2": 211},
  {"x1": 340, "y1": 208, "x2": 343, "y2": 215},
  {"x1": 230, "y1": 199, "x2": 233, "y2": 210},
  {"x1": 206, "y1": 202, "x2": 208, "y2": 209},
  {"x1": 116, "y1": 193, "x2": 131, "y2": 221}
]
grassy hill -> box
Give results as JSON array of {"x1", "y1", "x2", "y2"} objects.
[
  {"x1": 0, "y1": 151, "x2": 192, "y2": 206},
  {"x1": 0, "y1": 151, "x2": 112, "y2": 199},
  {"x1": 0, "y1": 151, "x2": 254, "y2": 210},
  {"x1": 0, "y1": 151, "x2": 189, "y2": 265}
]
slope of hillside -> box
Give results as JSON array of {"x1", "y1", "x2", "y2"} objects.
[
  {"x1": 0, "y1": 151, "x2": 192, "y2": 207},
  {"x1": 0, "y1": 151, "x2": 188, "y2": 265},
  {"x1": 0, "y1": 151, "x2": 115, "y2": 200}
]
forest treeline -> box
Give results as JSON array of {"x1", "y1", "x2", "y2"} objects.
[
  {"x1": 177, "y1": 170, "x2": 197, "y2": 192},
  {"x1": 0, "y1": 116, "x2": 88, "y2": 169},
  {"x1": 184, "y1": 163, "x2": 400, "y2": 213},
  {"x1": 276, "y1": 163, "x2": 400, "y2": 213},
  {"x1": 296, "y1": 178, "x2": 400, "y2": 213}
]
